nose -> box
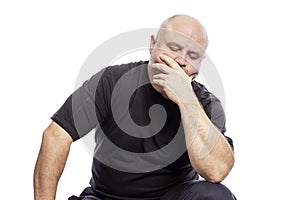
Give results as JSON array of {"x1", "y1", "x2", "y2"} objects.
[{"x1": 174, "y1": 56, "x2": 187, "y2": 67}]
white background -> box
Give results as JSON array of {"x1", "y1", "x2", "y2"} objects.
[{"x1": 1, "y1": 0, "x2": 300, "y2": 199}]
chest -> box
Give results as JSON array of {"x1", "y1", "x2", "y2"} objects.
[{"x1": 100, "y1": 84, "x2": 182, "y2": 152}]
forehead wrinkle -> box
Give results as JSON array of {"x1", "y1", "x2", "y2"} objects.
[
  {"x1": 159, "y1": 29, "x2": 204, "y2": 57},
  {"x1": 162, "y1": 20, "x2": 207, "y2": 51}
]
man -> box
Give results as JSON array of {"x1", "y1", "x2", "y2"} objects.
[{"x1": 34, "y1": 14, "x2": 236, "y2": 200}]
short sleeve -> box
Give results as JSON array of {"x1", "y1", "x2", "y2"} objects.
[
  {"x1": 205, "y1": 99, "x2": 234, "y2": 150},
  {"x1": 51, "y1": 68, "x2": 111, "y2": 141}
]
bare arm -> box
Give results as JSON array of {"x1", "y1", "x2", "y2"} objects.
[
  {"x1": 152, "y1": 54, "x2": 234, "y2": 183},
  {"x1": 34, "y1": 121, "x2": 73, "y2": 200},
  {"x1": 177, "y1": 94, "x2": 234, "y2": 183}
]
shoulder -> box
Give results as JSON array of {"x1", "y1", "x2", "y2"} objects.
[
  {"x1": 191, "y1": 81, "x2": 221, "y2": 107},
  {"x1": 94, "y1": 60, "x2": 149, "y2": 94},
  {"x1": 93, "y1": 61, "x2": 148, "y2": 87},
  {"x1": 105, "y1": 60, "x2": 148, "y2": 78}
]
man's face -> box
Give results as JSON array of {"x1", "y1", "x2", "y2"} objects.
[{"x1": 149, "y1": 29, "x2": 206, "y2": 80}]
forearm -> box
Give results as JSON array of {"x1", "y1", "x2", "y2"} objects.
[
  {"x1": 34, "y1": 122, "x2": 72, "y2": 200},
  {"x1": 150, "y1": 54, "x2": 234, "y2": 181},
  {"x1": 178, "y1": 93, "x2": 234, "y2": 183}
]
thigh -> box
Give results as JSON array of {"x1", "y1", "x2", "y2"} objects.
[
  {"x1": 68, "y1": 187, "x2": 103, "y2": 200},
  {"x1": 161, "y1": 180, "x2": 236, "y2": 200}
]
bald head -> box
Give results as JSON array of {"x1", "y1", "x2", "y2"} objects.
[
  {"x1": 149, "y1": 15, "x2": 208, "y2": 95},
  {"x1": 158, "y1": 14, "x2": 208, "y2": 49}
]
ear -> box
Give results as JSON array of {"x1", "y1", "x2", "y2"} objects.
[{"x1": 149, "y1": 35, "x2": 156, "y2": 55}]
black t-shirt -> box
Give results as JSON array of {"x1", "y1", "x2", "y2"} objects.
[{"x1": 51, "y1": 61, "x2": 233, "y2": 200}]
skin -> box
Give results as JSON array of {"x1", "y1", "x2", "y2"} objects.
[
  {"x1": 33, "y1": 14, "x2": 235, "y2": 199},
  {"x1": 34, "y1": 121, "x2": 72, "y2": 200},
  {"x1": 148, "y1": 15, "x2": 235, "y2": 182},
  {"x1": 148, "y1": 15, "x2": 208, "y2": 97}
]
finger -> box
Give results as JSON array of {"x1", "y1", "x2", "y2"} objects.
[
  {"x1": 153, "y1": 73, "x2": 168, "y2": 80},
  {"x1": 159, "y1": 54, "x2": 181, "y2": 71},
  {"x1": 152, "y1": 79, "x2": 165, "y2": 87},
  {"x1": 152, "y1": 63, "x2": 172, "y2": 74}
]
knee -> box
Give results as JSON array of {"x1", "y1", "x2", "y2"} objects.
[{"x1": 199, "y1": 182, "x2": 235, "y2": 200}]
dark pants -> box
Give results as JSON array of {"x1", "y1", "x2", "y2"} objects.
[{"x1": 69, "y1": 180, "x2": 236, "y2": 200}]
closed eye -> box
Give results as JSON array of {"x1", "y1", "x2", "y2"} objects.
[
  {"x1": 188, "y1": 51, "x2": 201, "y2": 60},
  {"x1": 167, "y1": 42, "x2": 183, "y2": 52}
]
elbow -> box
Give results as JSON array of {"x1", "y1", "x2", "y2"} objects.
[
  {"x1": 196, "y1": 158, "x2": 235, "y2": 183},
  {"x1": 203, "y1": 170, "x2": 228, "y2": 183}
]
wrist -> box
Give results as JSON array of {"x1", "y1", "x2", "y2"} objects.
[{"x1": 177, "y1": 87, "x2": 198, "y2": 107}]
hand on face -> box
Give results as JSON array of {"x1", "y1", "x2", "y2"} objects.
[{"x1": 151, "y1": 54, "x2": 195, "y2": 105}]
